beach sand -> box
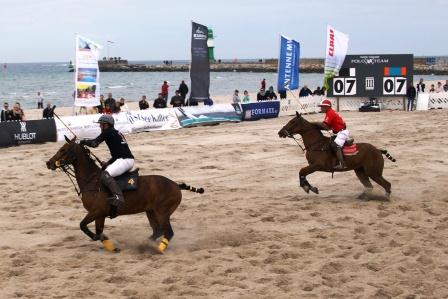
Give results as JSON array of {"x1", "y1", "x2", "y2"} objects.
[{"x1": 1, "y1": 109, "x2": 448, "y2": 298}]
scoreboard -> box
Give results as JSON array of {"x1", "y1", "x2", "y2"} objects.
[{"x1": 327, "y1": 54, "x2": 413, "y2": 97}]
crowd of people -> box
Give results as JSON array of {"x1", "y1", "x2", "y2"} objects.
[{"x1": 406, "y1": 79, "x2": 448, "y2": 111}]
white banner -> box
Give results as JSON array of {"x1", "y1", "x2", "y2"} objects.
[
  {"x1": 126, "y1": 109, "x2": 181, "y2": 133},
  {"x1": 324, "y1": 25, "x2": 349, "y2": 90},
  {"x1": 75, "y1": 34, "x2": 102, "y2": 107}
]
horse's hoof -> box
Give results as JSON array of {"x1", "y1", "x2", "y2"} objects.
[
  {"x1": 302, "y1": 186, "x2": 310, "y2": 193},
  {"x1": 310, "y1": 187, "x2": 319, "y2": 194},
  {"x1": 385, "y1": 193, "x2": 391, "y2": 200},
  {"x1": 357, "y1": 192, "x2": 368, "y2": 200},
  {"x1": 102, "y1": 239, "x2": 119, "y2": 252}
]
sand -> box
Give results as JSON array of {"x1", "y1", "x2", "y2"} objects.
[{"x1": 1, "y1": 109, "x2": 448, "y2": 298}]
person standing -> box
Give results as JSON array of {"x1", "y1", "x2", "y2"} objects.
[
  {"x1": 416, "y1": 78, "x2": 425, "y2": 93},
  {"x1": 178, "y1": 80, "x2": 189, "y2": 100},
  {"x1": 406, "y1": 84, "x2": 417, "y2": 111},
  {"x1": 37, "y1": 92, "x2": 44, "y2": 109},
  {"x1": 170, "y1": 90, "x2": 184, "y2": 107},
  {"x1": 105, "y1": 93, "x2": 116, "y2": 111},
  {"x1": 161, "y1": 81, "x2": 169, "y2": 103},
  {"x1": 43, "y1": 102, "x2": 56, "y2": 118},
  {"x1": 139, "y1": 95, "x2": 149, "y2": 110},
  {"x1": 153, "y1": 93, "x2": 167, "y2": 108},
  {"x1": 1, "y1": 102, "x2": 11, "y2": 122},
  {"x1": 96, "y1": 94, "x2": 105, "y2": 114},
  {"x1": 242, "y1": 90, "x2": 250, "y2": 103},
  {"x1": 232, "y1": 90, "x2": 241, "y2": 104},
  {"x1": 261, "y1": 78, "x2": 266, "y2": 90}
]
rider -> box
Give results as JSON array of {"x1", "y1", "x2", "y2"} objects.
[
  {"x1": 79, "y1": 114, "x2": 134, "y2": 217},
  {"x1": 314, "y1": 99, "x2": 348, "y2": 170}
]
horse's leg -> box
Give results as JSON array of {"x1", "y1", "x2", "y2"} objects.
[
  {"x1": 94, "y1": 217, "x2": 118, "y2": 252},
  {"x1": 80, "y1": 212, "x2": 100, "y2": 241},
  {"x1": 354, "y1": 168, "x2": 373, "y2": 199},
  {"x1": 299, "y1": 165, "x2": 319, "y2": 194},
  {"x1": 146, "y1": 210, "x2": 163, "y2": 241},
  {"x1": 157, "y1": 219, "x2": 174, "y2": 254},
  {"x1": 369, "y1": 175, "x2": 392, "y2": 199}
]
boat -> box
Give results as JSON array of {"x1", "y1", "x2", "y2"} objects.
[{"x1": 68, "y1": 60, "x2": 74, "y2": 72}]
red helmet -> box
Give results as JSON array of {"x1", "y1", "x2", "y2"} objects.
[{"x1": 318, "y1": 99, "x2": 332, "y2": 107}]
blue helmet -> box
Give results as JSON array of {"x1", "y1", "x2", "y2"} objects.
[{"x1": 96, "y1": 114, "x2": 114, "y2": 126}]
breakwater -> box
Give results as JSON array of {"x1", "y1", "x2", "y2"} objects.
[{"x1": 98, "y1": 58, "x2": 448, "y2": 75}]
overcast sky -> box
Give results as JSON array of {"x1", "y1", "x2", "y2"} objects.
[{"x1": 0, "y1": 0, "x2": 446, "y2": 63}]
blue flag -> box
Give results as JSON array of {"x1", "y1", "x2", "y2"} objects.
[{"x1": 277, "y1": 35, "x2": 300, "y2": 92}]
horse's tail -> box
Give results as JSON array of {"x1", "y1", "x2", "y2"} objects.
[
  {"x1": 380, "y1": 149, "x2": 396, "y2": 162},
  {"x1": 178, "y1": 182, "x2": 205, "y2": 194}
]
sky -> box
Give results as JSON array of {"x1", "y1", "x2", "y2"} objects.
[{"x1": 0, "y1": 0, "x2": 447, "y2": 63}]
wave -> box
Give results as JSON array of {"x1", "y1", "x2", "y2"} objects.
[{"x1": 105, "y1": 85, "x2": 128, "y2": 89}]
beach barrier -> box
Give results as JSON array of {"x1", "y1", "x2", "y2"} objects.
[
  {"x1": 0, "y1": 119, "x2": 57, "y2": 148},
  {"x1": 174, "y1": 104, "x2": 242, "y2": 127},
  {"x1": 428, "y1": 92, "x2": 448, "y2": 109},
  {"x1": 241, "y1": 101, "x2": 280, "y2": 120}
]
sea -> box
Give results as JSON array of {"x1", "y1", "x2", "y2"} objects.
[{"x1": 0, "y1": 61, "x2": 446, "y2": 109}]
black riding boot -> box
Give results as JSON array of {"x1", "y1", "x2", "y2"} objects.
[
  {"x1": 334, "y1": 147, "x2": 347, "y2": 170},
  {"x1": 100, "y1": 171, "x2": 124, "y2": 218}
]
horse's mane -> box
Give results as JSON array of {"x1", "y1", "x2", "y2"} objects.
[
  {"x1": 300, "y1": 115, "x2": 325, "y2": 138},
  {"x1": 75, "y1": 143, "x2": 101, "y2": 171}
]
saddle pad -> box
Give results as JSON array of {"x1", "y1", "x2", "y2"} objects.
[
  {"x1": 343, "y1": 144, "x2": 359, "y2": 156},
  {"x1": 115, "y1": 169, "x2": 139, "y2": 191}
]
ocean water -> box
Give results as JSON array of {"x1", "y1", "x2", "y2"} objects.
[{"x1": 0, "y1": 62, "x2": 446, "y2": 109}]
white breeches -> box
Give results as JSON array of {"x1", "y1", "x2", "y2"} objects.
[
  {"x1": 334, "y1": 129, "x2": 350, "y2": 147},
  {"x1": 105, "y1": 158, "x2": 135, "y2": 177}
]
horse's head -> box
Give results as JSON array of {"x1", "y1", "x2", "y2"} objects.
[
  {"x1": 278, "y1": 111, "x2": 306, "y2": 138},
  {"x1": 46, "y1": 135, "x2": 79, "y2": 170}
]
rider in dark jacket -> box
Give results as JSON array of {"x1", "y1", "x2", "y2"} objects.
[{"x1": 80, "y1": 114, "x2": 134, "y2": 218}]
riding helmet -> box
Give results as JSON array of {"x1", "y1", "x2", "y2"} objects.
[
  {"x1": 96, "y1": 114, "x2": 115, "y2": 126},
  {"x1": 318, "y1": 99, "x2": 332, "y2": 107}
]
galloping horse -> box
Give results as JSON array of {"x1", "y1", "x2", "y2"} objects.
[
  {"x1": 278, "y1": 112, "x2": 396, "y2": 199},
  {"x1": 46, "y1": 136, "x2": 204, "y2": 253}
]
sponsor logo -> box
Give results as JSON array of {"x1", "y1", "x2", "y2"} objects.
[
  {"x1": 127, "y1": 113, "x2": 171, "y2": 125},
  {"x1": 250, "y1": 107, "x2": 278, "y2": 116},
  {"x1": 193, "y1": 27, "x2": 207, "y2": 40},
  {"x1": 328, "y1": 28, "x2": 334, "y2": 57},
  {"x1": 14, "y1": 122, "x2": 37, "y2": 144},
  {"x1": 350, "y1": 56, "x2": 389, "y2": 65}
]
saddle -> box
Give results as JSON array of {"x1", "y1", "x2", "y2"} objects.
[
  {"x1": 114, "y1": 168, "x2": 139, "y2": 191},
  {"x1": 342, "y1": 138, "x2": 358, "y2": 156}
]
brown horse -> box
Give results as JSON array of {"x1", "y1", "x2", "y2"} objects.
[
  {"x1": 278, "y1": 112, "x2": 396, "y2": 199},
  {"x1": 46, "y1": 136, "x2": 204, "y2": 253}
]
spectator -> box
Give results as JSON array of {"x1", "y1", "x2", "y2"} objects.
[
  {"x1": 161, "y1": 81, "x2": 169, "y2": 103},
  {"x1": 1, "y1": 102, "x2": 11, "y2": 122},
  {"x1": 278, "y1": 89, "x2": 287, "y2": 100},
  {"x1": 43, "y1": 102, "x2": 56, "y2": 118},
  {"x1": 406, "y1": 84, "x2": 416, "y2": 111},
  {"x1": 242, "y1": 90, "x2": 250, "y2": 103},
  {"x1": 204, "y1": 98, "x2": 214, "y2": 106},
  {"x1": 178, "y1": 80, "x2": 189, "y2": 100},
  {"x1": 444, "y1": 80, "x2": 448, "y2": 92},
  {"x1": 436, "y1": 82, "x2": 443, "y2": 93},
  {"x1": 10, "y1": 102, "x2": 25, "y2": 121},
  {"x1": 37, "y1": 92, "x2": 44, "y2": 109},
  {"x1": 313, "y1": 86, "x2": 324, "y2": 95},
  {"x1": 257, "y1": 88, "x2": 267, "y2": 101},
  {"x1": 416, "y1": 78, "x2": 425, "y2": 93},
  {"x1": 232, "y1": 90, "x2": 241, "y2": 104},
  {"x1": 118, "y1": 97, "x2": 128, "y2": 112},
  {"x1": 139, "y1": 95, "x2": 149, "y2": 110},
  {"x1": 265, "y1": 86, "x2": 278, "y2": 100},
  {"x1": 429, "y1": 84, "x2": 435, "y2": 93},
  {"x1": 103, "y1": 104, "x2": 113, "y2": 114},
  {"x1": 105, "y1": 93, "x2": 116, "y2": 111},
  {"x1": 96, "y1": 94, "x2": 105, "y2": 113},
  {"x1": 153, "y1": 93, "x2": 167, "y2": 108},
  {"x1": 261, "y1": 78, "x2": 266, "y2": 90},
  {"x1": 170, "y1": 90, "x2": 184, "y2": 107},
  {"x1": 299, "y1": 85, "x2": 313, "y2": 97}
]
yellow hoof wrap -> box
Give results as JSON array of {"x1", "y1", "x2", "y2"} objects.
[
  {"x1": 158, "y1": 238, "x2": 169, "y2": 253},
  {"x1": 102, "y1": 239, "x2": 116, "y2": 252}
]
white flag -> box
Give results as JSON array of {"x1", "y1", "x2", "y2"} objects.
[{"x1": 324, "y1": 25, "x2": 349, "y2": 90}]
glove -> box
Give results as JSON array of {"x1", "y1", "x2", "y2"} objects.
[{"x1": 79, "y1": 139, "x2": 88, "y2": 146}]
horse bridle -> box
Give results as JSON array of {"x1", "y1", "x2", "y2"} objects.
[{"x1": 283, "y1": 127, "x2": 330, "y2": 153}]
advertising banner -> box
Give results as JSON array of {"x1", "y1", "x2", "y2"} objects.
[
  {"x1": 324, "y1": 25, "x2": 349, "y2": 90},
  {"x1": 75, "y1": 34, "x2": 102, "y2": 107},
  {"x1": 126, "y1": 109, "x2": 181, "y2": 133},
  {"x1": 241, "y1": 101, "x2": 280, "y2": 121},
  {"x1": 175, "y1": 104, "x2": 242, "y2": 127},
  {"x1": 277, "y1": 35, "x2": 300, "y2": 92},
  {"x1": 0, "y1": 119, "x2": 57, "y2": 148},
  {"x1": 190, "y1": 22, "x2": 210, "y2": 102}
]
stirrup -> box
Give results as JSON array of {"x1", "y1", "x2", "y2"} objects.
[{"x1": 334, "y1": 163, "x2": 347, "y2": 170}]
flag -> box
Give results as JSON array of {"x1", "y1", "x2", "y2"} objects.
[
  {"x1": 277, "y1": 35, "x2": 300, "y2": 92},
  {"x1": 189, "y1": 22, "x2": 210, "y2": 102},
  {"x1": 75, "y1": 34, "x2": 102, "y2": 107},
  {"x1": 323, "y1": 25, "x2": 349, "y2": 91}
]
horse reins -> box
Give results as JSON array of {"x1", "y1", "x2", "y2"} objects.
[{"x1": 284, "y1": 129, "x2": 329, "y2": 153}]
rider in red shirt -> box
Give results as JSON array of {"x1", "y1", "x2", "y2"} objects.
[{"x1": 313, "y1": 99, "x2": 348, "y2": 170}]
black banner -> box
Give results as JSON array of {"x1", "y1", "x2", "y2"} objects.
[
  {"x1": 190, "y1": 22, "x2": 210, "y2": 102},
  {"x1": 0, "y1": 119, "x2": 57, "y2": 148}
]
